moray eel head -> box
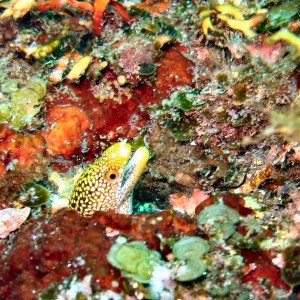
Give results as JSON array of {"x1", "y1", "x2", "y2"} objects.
[{"x1": 69, "y1": 141, "x2": 149, "y2": 217}]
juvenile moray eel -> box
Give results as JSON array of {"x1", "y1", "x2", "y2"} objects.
[{"x1": 69, "y1": 141, "x2": 150, "y2": 217}]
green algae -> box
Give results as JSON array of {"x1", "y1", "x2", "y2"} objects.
[
  {"x1": 198, "y1": 204, "x2": 240, "y2": 226},
  {"x1": 162, "y1": 88, "x2": 205, "y2": 112},
  {"x1": 1, "y1": 79, "x2": 21, "y2": 93},
  {"x1": 0, "y1": 77, "x2": 47, "y2": 130},
  {"x1": 0, "y1": 103, "x2": 11, "y2": 123},
  {"x1": 266, "y1": 0, "x2": 300, "y2": 30},
  {"x1": 159, "y1": 88, "x2": 206, "y2": 141},
  {"x1": 174, "y1": 259, "x2": 207, "y2": 282},
  {"x1": 108, "y1": 240, "x2": 163, "y2": 283},
  {"x1": 17, "y1": 181, "x2": 50, "y2": 207},
  {"x1": 173, "y1": 236, "x2": 210, "y2": 260},
  {"x1": 172, "y1": 237, "x2": 210, "y2": 281},
  {"x1": 165, "y1": 117, "x2": 197, "y2": 141},
  {"x1": 198, "y1": 204, "x2": 240, "y2": 242},
  {"x1": 139, "y1": 63, "x2": 157, "y2": 75}
]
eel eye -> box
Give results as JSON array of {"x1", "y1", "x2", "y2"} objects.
[{"x1": 105, "y1": 170, "x2": 120, "y2": 183}]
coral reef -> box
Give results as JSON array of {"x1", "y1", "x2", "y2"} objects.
[
  {"x1": 0, "y1": 207, "x2": 291, "y2": 299},
  {"x1": 0, "y1": 0, "x2": 299, "y2": 298}
]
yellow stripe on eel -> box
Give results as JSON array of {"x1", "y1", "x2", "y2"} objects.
[{"x1": 69, "y1": 141, "x2": 150, "y2": 217}]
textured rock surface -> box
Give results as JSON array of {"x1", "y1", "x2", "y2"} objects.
[{"x1": 0, "y1": 209, "x2": 199, "y2": 299}]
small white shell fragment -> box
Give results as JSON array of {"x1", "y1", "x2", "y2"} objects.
[{"x1": 0, "y1": 207, "x2": 31, "y2": 238}]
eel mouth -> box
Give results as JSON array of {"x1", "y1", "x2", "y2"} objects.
[{"x1": 118, "y1": 146, "x2": 150, "y2": 209}]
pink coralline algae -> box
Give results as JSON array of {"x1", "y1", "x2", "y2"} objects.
[
  {"x1": 0, "y1": 207, "x2": 30, "y2": 238},
  {"x1": 116, "y1": 37, "x2": 156, "y2": 76}
]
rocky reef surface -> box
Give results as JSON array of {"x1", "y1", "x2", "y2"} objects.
[{"x1": 0, "y1": 0, "x2": 300, "y2": 299}]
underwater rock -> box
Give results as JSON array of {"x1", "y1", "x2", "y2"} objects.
[
  {"x1": 0, "y1": 207, "x2": 30, "y2": 238},
  {"x1": 112, "y1": 36, "x2": 158, "y2": 80},
  {"x1": 222, "y1": 193, "x2": 255, "y2": 217},
  {"x1": 281, "y1": 245, "x2": 300, "y2": 286},
  {"x1": 246, "y1": 40, "x2": 283, "y2": 64},
  {"x1": 266, "y1": 0, "x2": 300, "y2": 31},
  {"x1": 153, "y1": 45, "x2": 194, "y2": 100},
  {"x1": 0, "y1": 127, "x2": 50, "y2": 207},
  {"x1": 0, "y1": 0, "x2": 299, "y2": 298},
  {"x1": 242, "y1": 250, "x2": 290, "y2": 298},
  {"x1": 0, "y1": 209, "x2": 200, "y2": 299},
  {"x1": 42, "y1": 75, "x2": 158, "y2": 170},
  {"x1": 234, "y1": 164, "x2": 275, "y2": 194}
]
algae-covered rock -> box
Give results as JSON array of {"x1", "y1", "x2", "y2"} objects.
[
  {"x1": 27, "y1": 77, "x2": 47, "y2": 98},
  {"x1": 1, "y1": 79, "x2": 21, "y2": 94},
  {"x1": 162, "y1": 88, "x2": 205, "y2": 112},
  {"x1": 0, "y1": 103, "x2": 12, "y2": 123},
  {"x1": 10, "y1": 77, "x2": 47, "y2": 130},
  {"x1": 266, "y1": 0, "x2": 300, "y2": 30}
]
